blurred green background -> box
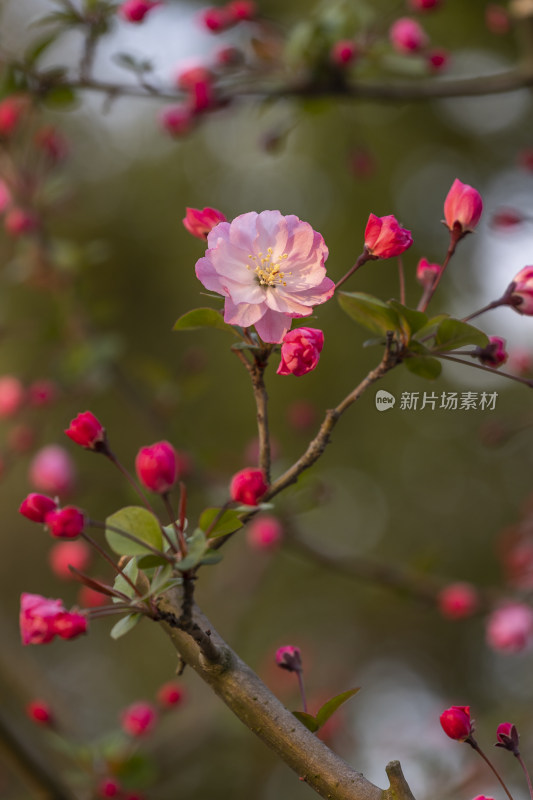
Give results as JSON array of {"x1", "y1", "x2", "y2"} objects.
[{"x1": 2, "y1": 0, "x2": 533, "y2": 798}]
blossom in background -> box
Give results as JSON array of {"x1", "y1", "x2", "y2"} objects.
[
  {"x1": 364, "y1": 214, "x2": 413, "y2": 258},
  {"x1": 49, "y1": 540, "x2": 91, "y2": 580},
  {"x1": 118, "y1": 0, "x2": 161, "y2": 23},
  {"x1": 277, "y1": 327, "x2": 324, "y2": 377},
  {"x1": 29, "y1": 445, "x2": 76, "y2": 496},
  {"x1": 195, "y1": 210, "x2": 334, "y2": 343},
  {"x1": 121, "y1": 701, "x2": 158, "y2": 736},
  {"x1": 389, "y1": 18, "x2": 428, "y2": 53},
  {"x1": 443, "y1": 179, "x2": 483, "y2": 234},
  {"x1": 20, "y1": 593, "x2": 87, "y2": 645},
  {"x1": 183, "y1": 207, "x2": 226, "y2": 239},
  {"x1": 486, "y1": 603, "x2": 533, "y2": 653},
  {"x1": 438, "y1": 582, "x2": 479, "y2": 619},
  {"x1": 246, "y1": 515, "x2": 283, "y2": 550},
  {"x1": 157, "y1": 681, "x2": 186, "y2": 708}
]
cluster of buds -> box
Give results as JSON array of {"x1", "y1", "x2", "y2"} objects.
[
  {"x1": 389, "y1": 15, "x2": 448, "y2": 72},
  {"x1": 199, "y1": 1, "x2": 257, "y2": 33}
]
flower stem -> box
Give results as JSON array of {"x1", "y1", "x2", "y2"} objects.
[
  {"x1": 468, "y1": 738, "x2": 515, "y2": 800},
  {"x1": 433, "y1": 352, "x2": 533, "y2": 388},
  {"x1": 296, "y1": 668, "x2": 308, "y2": 714},
  {"x1": 162, "y1": 491, "x2": 187, "y2": 557},
  {"x1": 88, "y1": 519, "x2": 175, "y2": 562},
  {"x1": 397, "y1": 256, "x2": 406, "y2": 306},
  {"x1": 105, "y1": 449, "x2": 158, "y2": 516},
  {"x1": 81, "y1": 531, "x2": 143, "y2": 597},
  {"x1": 417, "y1": 229, "x2": 461, "y2": 313},
  {"x1": 335, "y1": 251, "x2": 372, "y2": 292},
  {"x1": 516, "y1": 754, "x2": 533, "y2": 800}
]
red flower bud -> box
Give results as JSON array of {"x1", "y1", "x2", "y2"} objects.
[
  {"x1": 246, "y1": 515, "x2": 283, "y2": 550},
  {"x1": 389, "y1": 18, "x2": 428, "y2": 53},
  {"x1": 416, "y1": 258, "x2": 441, "y2": 287},
  {"x1": 118, "y1": 0, "x2": 161, "y2": 22},
  {"x1": 495, "y1": 722, "x2": 520, "y2": 755},
  {"x1": 159, "y1": 105, "x2": 194, "y2": 137},
  {"x1": 439, "y1": 705, "x2": 474, "y2": 741},
  {"x1": 230, "y1": 467, "x2": 267, "y2": 505},
  {"x1": 65, "y1": 411, "x2": 106, "y2": 450},
  {"x1": 199, "y1": 6, "x2": 233, "y2": 32},
  {"x1": 476, "y1": 336, "x2": 508, "y2": 368},
  {"x1": 19, "y1": 493, "x2": 58, "y2": 523},
  {"x1": 364, "y1": 214, "x2": 413, "y2": 258},
  {"x1": 183, "y1": 206, "x2": 226, "y2": 239},
  {"x1": 120, "y1": 701, "x2": 157, "y2": 736},
  {"x1": 45, "y1": 506, "x2": 85, "y2": 539},
  {"x1": 26, "y1": 700, "x2": 54, "y2": 726},
  {"x1": 509, "y1": 266, "x2": 533, "y2": 315},
  {"x1": 408, "y1": 0, "x2": 442, "y2": 9},
  {"x1": 157, "y1": 680, "x2": 186, "y2": 708},
  {"x1": 275, "y1": 645, "x2": 302, "y2": 672},
  {"x1": 226, "y1": 0, "x2": 256, "y2": 21},
  {"x1": 427, "y1": 48, "x2": 449, "y2": 71},
  {"x1": 438, "y1": 583, "x2": 479, "y2": 619},
  {"x1": 97, "y1": 777, "x2": 122, "y2": 798},
  {"x1": 331, "y1": 40, "x2": 358, "y2": 66},
  {"x1": 49, "y1": 540, "x2": 91, "y2": 580},
  {"x1": 4, "y1": 208, "x2": 39, "y2": 237},
  {"x1": 277, "y1": 327, "x2": 324, "y2": 377},
  {"x1": 135, "y1": 440, "x2": 179, "y2": 493},
  {"x1": 443, "y1": 179, "x2": 483, "y2": 234},
  {"x1": 0, "y1": 375, "x2": 25, "y2": 417}
]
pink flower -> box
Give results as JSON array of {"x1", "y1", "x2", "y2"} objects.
[
  {"x1": 19, "y1": 493, "x2": 57, "y2": 523},
  {"x1": 5, "y1": 208, "x2": 39, "y2": 237},
  {"x1": 472, "y1": 796, "x2": 496, "y2": 800},
  {"x1": 486, "y1": 603, "x2": 533, "y2": 653},
  {"x1": 157, "y1": 680, "x2": 186, "y2": 708},
  {"x1": 443, "y1": 179, "x2": 483, "y2": 234},
  {"x1": 247, "y1": 515, "x2": 283, "y2": 550},
  {"x1": 26, "y1": 700, "x2": 54, "y2": 726},
  {"x1": 195, "y1": 210, "x2": 334, "y2": 343},
  {"x1": 275, "y1": 645, "x2": 302, "y2": 671},
  {"x1": 408, "y1": 0, "x2": 442, "y2": 9},
  {"x1": 509, "y1": 266, "x2": 533, "y2": 315},
  {"x1": 29, "y1": 445, "x2": 76, "y2": 496},
  {"x1": 121, "y1": 701, "x2": 158, "y2": 736},
  {"x1": 438, "y1": 583, "x2": 479, "y2": 620},
  {"x1": 118, "y1": 0, "x2": 161, "y2": 23},
  {"x1": 277, "y1": 327, "x2": 324, "y2": 377},
  {"x1": 200, "y1": 6, "x2": 233, "y2": 32},
  {"x1": 495, "y1": 722, "x2": 520, "y2": 754},
  {"x1": 65, "y1": 411, "x2": 106, "y2": 450},
  {"x1": 389, "y1": 18, "x2": 428, "y2": 53},
  {"x1": 135, "y1": 440, "x2": 179, "y2": 493},
  {"x1": 476, "y1": 336, "x2": 508, "y2": 368},
  {"x1": 49, "y1": 540, "x2": 91, "y2": 580},
  {"x1": 491, "y1": 208, "x2": 524, "y2": 230},
  {"x1": 226, "y1": 0, "x2": 256, "y2": 21},
  {"x1": 97, "y1": 778, "x2": 122, "y2": 798},
  {"x1": 364, "y1": 214, "x2": 413, "y2": 259},
  {"x1": 230, "y1": 467, "x2": 267, "y2": 505},
  {"x1": 45, "y1": 506, "x2": 85, "y2": 539},
  {"x1": 427, "y1": 48, "x2": 449, "y2": 71},
  {"x1": 159, "y1": 105, "x2": 194, "y2": 137},
  {"x1": 20, "y1": 592, "x2": 88, "y2": 645},
  {"x1": 439, "y1": 705, "x2": 474, "y2": 741},
  {"x1": 331, "y1": 40, "x2": 358, "y2": 66},
  {"x1": 183, "y1": 207, "x2": 227, "y2": 239},
  {"x1": 0, "y1": 96, "x2": 27, "y2": 137},
  {"x1": 416, "y1": 258, "x2": 441, "y2": 287},
  {"x1": 0, "y1": 375, "x2": 24, "y2": 417}
]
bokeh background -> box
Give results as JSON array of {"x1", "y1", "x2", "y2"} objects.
[{"x1": 2, "y1": 0, "x2": 533, "y2": 797}]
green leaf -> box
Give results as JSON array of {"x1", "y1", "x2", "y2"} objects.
[
  {"x1": 24, "y1": 33, "x2": 58, "y2": 65},
  {"x1": 106, "y1": 506, "x2": 164, "y2": 556},
  {"x1": 198, "y1": 507, "x2": 243, "y2": 538},
  {"x1": 175, "y1": 528, "x2": 208, "y2": 571},
  {"x1": 199, "y1": 552, "x2": 223, "y2": 566},
  {"x1": 435, "y1": 318, "x2": 489, "y2": 352},
  {"x1": 136, "y1": 554, "x2": 170, "y2": 570},
  {"x1": 112, "y1": 557, "x2": 138, "y2": 601},
  {"x1": 110, "y1": 613, "x2": 142, "y2": 640},
  {"x1": 173, "y1": 308, "x2": 239, "y2": 336},
  {"x1": 338, "y1": 292, "x2": 401, "y2": 336},
  {"x1": 363, "y1": 336, "x2": 387, "y2": 348},
  {"x1": 387, "y1": 301, "x2": 428, "y2": 340},
  {"x1": 148, "y1": 564, "x2": 174, "y2": 595},
  {"x1": 292, "y1": 711, "x2": 319, "y2": 733},
  {"x1": 41, "y1": 85, "x2": 78, "y2": 109},
  {"x1": 404, "y1": 356, "x2": 442, "y2": 380},
  {"x1": 315, "y1": 688, "x2": 360, "y2": 729},
  {"x1": 412, "y1": 314, "x2": 449, "y2": 343}
]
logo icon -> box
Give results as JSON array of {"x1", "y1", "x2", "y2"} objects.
[{"x1": 375, "y1": 390, "x2": 396, "y2": 411}]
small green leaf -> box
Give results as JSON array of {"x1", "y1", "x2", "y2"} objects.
[
  {"x1": 404, "y1": 356, "x2": 442, "y2": 380},
  {"x1": 175, "y1": 528, "x2": 208, "y2": 571},
  {"x1": 315, "y1": 688, "x2": 360, "y2": 729},
  {"x1": 338, "y1": 292, "x2": 401, "y2": 336},
  {"x1": 136, "y1": 554, "x2": 170, "y2": 570},
  {"x1": 42, "y1": 85, "x2": 78, "y2": 109},
  {"x1": 24, "y1": 33, "x2": 58, "y2": 65},
  {"x1": 292, "y1": 711, "x2": 319, "y2": 732},
  {"x1": 412, "y1": 314, "x2": 449, "y2": 343},
  {"x1": 173, "y1": 308, "x2": 239, "y2": 336},
  {"x1": 435, "y1": 318, "x2": 489, "y2": 351},
  {"x1": 199, "y1": 551, "x2": 223, "y2": 566},
  {"x1": 199, "y1": 507, "x2": 243, "y2": 538},
  {"x1": 388, "y1": 301, "x2": 428, "y2": 340},
  {"x1": 106, "y1": 506, "x2": 164, "y2": 556},
  {"x1": 110, "y1": 613, "x2": 141, "y2": 640},
  {"x1": 112, "y1": 557, "x2": 138, "y2": 601},
  {"x1": 363, "y1": 337, "x2": 387, "y2": 348}
]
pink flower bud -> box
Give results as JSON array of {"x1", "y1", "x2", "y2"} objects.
[
  {"x1": 0, "y1": 179, "x2": 11, "y2": 214},
  {"x1": 0, "y1": 375, "x2": 24, "y2": 417},
  {"x1": 26, "y1": 700, "x2": 54, "y2": 726},
  {"x1": 275, "y1": 645, "x2": 302, "y2": 672},
  {"x1": 200, "y1": 6, "x2": 233, "y2": 32},
  {"x1": 0, "y1": 96, "x2": 27, "y2": 137},
  {"x1": 226, "y1": 0, "x2": 256, "y2": 21},
  {"x1": 277, "y1": 327, "x2": 324, "y2": 377},
  {"x1": 135, "y1": 440, "x2": 179, "y2": 493},
  {"x1": 19, "y1": 493, "x2": 57, "y2": 523},
  {"x1": 247, "y1": 515, "x2": 283, "y2": 550},
  {"x1": 491, "y1": 207, "x2": 525, "y2": 230},
  {"x1": 331, "y1": 40, "x2": 358, "y2": 66},
  {"x1": 439, "y1": 705, "x2": 474, "y2": 741},
  {"x1": 20, "y1": 592, "x2": 88, "y2": 645},
  {"x1": 443, "y1": 178, "x2": 483, "y2": 234},
  {"x1": 29, "y1": 445, "x2": 75, "y2": 496},
  {"x1": 97, "y1": 777, "x2": 122, "y2": 798},
  {"x1": 230, "y1": 467, "x2": 267, "y2": 505},
  {"x1": 495, "y1": 722, "x2": 520, "y2": 754},
  {"x1": 408, "y1": 0, "x2": 442, "y2": 9},
  {"x1": 364, "y1": 214, "x2": 413, "y2": 259},
  {"x1": 476, "y1": 336, "x2": 508, "y2": 368},
  {"x1": 4, "y1": 208, "x2": 39, "y2": 237},
  {"x1": 486, "y1": 603, "x2": 533, "y2": 653},
  {"x1": 509, "y1": 266, "x2": 533, "y2": 315},
  {"x1": 65, "y1": 411, "x2": 106, "y2": 450},
  {"x1": 45, "y1": 506, "x2": 85, "y2": 539},
  {"x1": 34, "y1": 126, "x2": 69, "y2": 163},
  {"x1": 427, "y1": 48, "x2": 449, "y2": 71},
  {"x1": 120, "y1": 701, "x2": 158, "y2": 736},
  {"x1": 189, "y1": 79, "x2": 215, "y2": 112},
  {"x1": 416, "y1": 258, "x2": 441, "y2": 287},
  {"x1": 157, "y1": 680, "x2": 186, "y2": 708},
  {"x1": 183, "y1": 206, "x2": 226, "y2": 239},
  {"x1": 438, "y1": 583, "x2": 479, "y2": 620},
  {"x1": 472, "y1": 796, "x2": 496, "y2": 800},
  {"x1": 118, "y1": 0, "x2": 161, "y2": 22},
  {"x1": 159, "y1": 105, "x2": 194, "y2": 137},
  {"x1": 389, "y1": 18, "x2": 428, "y2": 54},
  {"x1": 485, "y1": 4, "x2": 510, "y2": 35},
  {"x1": 49, "y1": 540, "x2": 91, "y2": 580},
  {"x1": 176, "y1": 63, "x2": 213, "y2": 91}
]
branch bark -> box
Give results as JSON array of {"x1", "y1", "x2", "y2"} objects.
[{"x1": 157, "y1": 590, "x2": 415, "y2": 800}]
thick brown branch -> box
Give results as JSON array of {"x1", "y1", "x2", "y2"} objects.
[{"x1": 157, "y1": 590, "x2": 414, "y2": 800}]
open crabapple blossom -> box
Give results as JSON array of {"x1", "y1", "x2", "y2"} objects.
[
  {"x1": 20, "y1": 593, "x2": 87, "y2": 645},
  {"x1": 195, "y1": 210, "x2": 334, "y2": 343},
  {"x1": 364, "y1": 214, "x2": 413, "y2": 259},
  {"x1": 443, "y1": 179, "x2": 483, "y2": 234},
  {"x1": 277, "y1": 327, "x2": 324, "y2": 376}
]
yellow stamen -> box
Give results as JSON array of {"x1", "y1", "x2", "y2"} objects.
[{"x1": 247, "y1": 248, "x2": 290, "y2": 287}]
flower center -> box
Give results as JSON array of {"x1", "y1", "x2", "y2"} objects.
[{"x1": 247, "y1": 248, "x2": 290, "y2": 287}]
